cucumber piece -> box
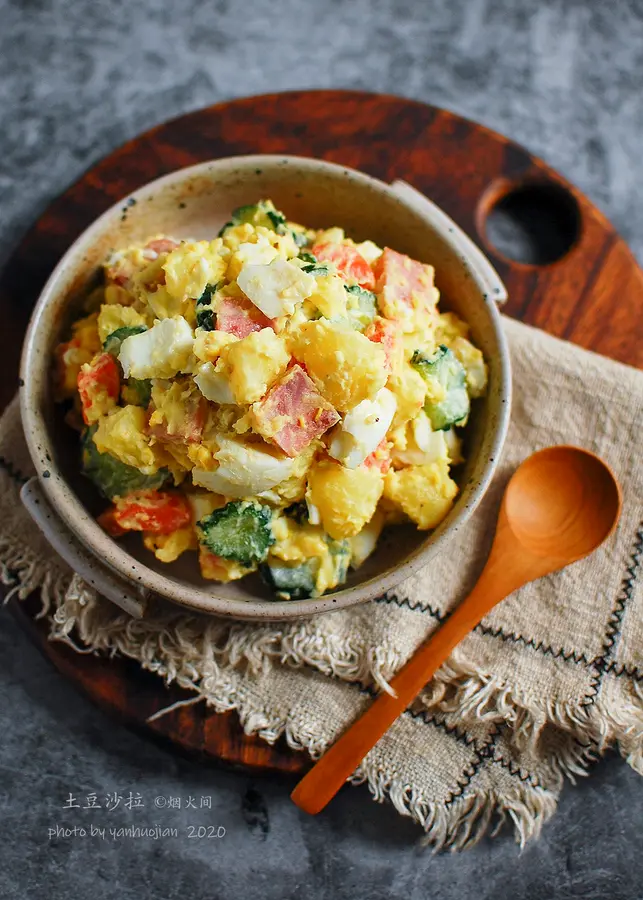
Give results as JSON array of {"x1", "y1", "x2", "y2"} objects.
[
  {"x1": 124, "y1": 378, "x2": 152, "y2": 408},
  {"x1": 218, "y1": 200, "x2": 288, "y2": 237},
  {"x1": 260, "y1": 561, "x2": 316, "y2": 600},
  {"x1": 197, "y1": 500, "x2": 275, "y2": 566},
  {"x1": 283, "y1": 501, "x2": 309, "y2": 525},
  {"x1": 344, "y1": 284, "x2": 377, "y2": 331},
  {"x1": 297, "y1": 251, "x2": 332, "y2": 277},
  {"x1": 412, "y1": 345, "x2": 470, "y2": 431},
  {"x1": 103, "y1": 325, "x2": 147, "y2": 356},
  {"x1": 195, "y1": 282, "x2": 221, "y2": 331},
  {"x1": 81, "y1": 426, "x2": 169, "y2": 500},
  {"x1": 327, "y1": 538, "x2": 351, "y2": 585}
]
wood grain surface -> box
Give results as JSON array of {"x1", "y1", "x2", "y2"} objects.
[{"x1": 2, "y1": 90, "x2": 641, "y2": 775}]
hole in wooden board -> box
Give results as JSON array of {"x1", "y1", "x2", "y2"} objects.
[{"x1": 478, "y1": 180, "x2": 581, "y2": 266}]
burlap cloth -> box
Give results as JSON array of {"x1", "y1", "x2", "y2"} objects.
[{"x1": 1, "y1": 316, "x2": 641, "y2": 848}]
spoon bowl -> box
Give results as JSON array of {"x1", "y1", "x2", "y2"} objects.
[
  {"x1": 291, "y1": 445, "x2": 622, "y2": 815},
  {"x1": 504, "y1": 445, "x2": 622, "y2": 562}
]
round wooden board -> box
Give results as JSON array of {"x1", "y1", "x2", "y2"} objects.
[{"x1": 2, "y1": 90, "x2": 642, "y2": 775}]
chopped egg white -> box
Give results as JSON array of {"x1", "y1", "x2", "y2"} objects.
[
  {"x1": 192, "y1": 436, "x2": 296, "y2": 497},
  {"x1": 392, "y1": 413, "x2": 451, "y2": 467},
  {"x1": 118, "y1": 316, "x2": 194, "y2": 380},
  {"x1": 329, "y1": 388, "x2": 397, "y2": 469},
  {"x1": 236, "y1": 238, "x2": 279, "y2": 267},
  {"x1": 444, "y1": 427, "x2": 464, "y2": 465},
  {"x1": 305, "y1": 493, "x2": 321, "y2": 525},
  {"x1": 349, "y1": 508, "x2": 385, "y2": 568},
  {"x1": 237, "y1": 258, "x2": 316, "y2": 319},
  {"x1": 194, "y1": 362, "x2": 235, "y2": 404}
]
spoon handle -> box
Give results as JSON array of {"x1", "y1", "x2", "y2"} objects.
[{"x1": 291, "y1": 573, "x2": 506, "y2": 815}]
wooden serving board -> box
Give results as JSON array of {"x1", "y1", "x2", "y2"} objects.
[{"x1": 2, "y1": 90, "x2": 642, "y2": 775}]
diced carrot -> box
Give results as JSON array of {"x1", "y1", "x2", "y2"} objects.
[
  {"x1": 311, "y1": 243, "x2": 376, "y2": 289},
  {"x1": 364, "y1": 317, "x2": 401, "y2": 371},
  {"x1": 77, "y1": 352, "x2": 120, "y2": 424},
  {"x1": 106, "y1": 490, "x2": 192, "y2": 535},
  {"x1": 97, "y1": 507, "x2": 127, "y2": 537},
  {"x1": 363, "y1": 439, "x2": 392, "y2": 474}
]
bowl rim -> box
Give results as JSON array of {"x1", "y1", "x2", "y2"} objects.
[{"x1": 19, "y1": 153, "x2": 511, "y2": 620}]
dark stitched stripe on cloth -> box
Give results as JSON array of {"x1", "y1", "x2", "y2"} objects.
[
  {"x1": 581, "y1": 523, "x2": 643, "y2": 707},
  {"x1": 0, "y1": 454, "x2": 28, "y2": 486}
]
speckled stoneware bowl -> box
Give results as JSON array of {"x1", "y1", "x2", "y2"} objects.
[{"x1": 19, "y1": 155, "x2": 511, "y2": 621}]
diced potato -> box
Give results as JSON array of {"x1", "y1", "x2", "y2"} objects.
[
  {"x1": 193, "y1": 329, "x2": 238, "y2": 363},
  {"x1": 435, "y1": 312, "x2": 469, "y2": 343},
  {"x1": 145, "y1": 285, "x2": 186, "y2": 321},
  {"x1": 291, "y1": 320, "x2": 387, "y2": 412},
  {"x1": 315, "y1": 227, "x2": 344, "y2": 245},
  {"x1": 224, "y1": 328, "x2": 290, "y2": 404},
  {"x1": 199, "y1": 546, "x2": 255, "y2": 581},
  {"x1": 383, "y1": 461, "x2": 458, "y2": 530},
  {"x1": 307, "y1": 274, "x2": 347, "y2": 319},
  {"x1": 163, "y1": 240, "x2": 227, "y2": 301},
  {"x1": 143, "y1": 526, "x2": 197, "y2": 563},
  {"x1": 354, "y1": 240, "x2": 383, "y2": 264},
  {"x1": 104, "y1": 284, "x2": 135, "y2": 306},
  {"x1": 72, "y1": 313, "x2": 101, "y2": 354},
  {"x1": 450, "y1": 336, "x2": 488, "y2": 398},
  {"x1": 220, "y1": 223, "x2": 255, "y2": 252},
  {"x1": 307, "y1": 460, "x2": 384, "y2": 539},
  {"x1": 270, "y1": 517, "x2": 329, "y2": 564},
  {"x1": 93, "y1": 405, "x2": 163, "y2": 474},
  {"x1": 387, "y1": 363, "x2": 427, "y2": 430},
  {"x1": 97, "y1": 304, "x2": 147, "y2": 344},
  {"x1": 187, "y1": 492, "x2": 227, "y2": 522}
]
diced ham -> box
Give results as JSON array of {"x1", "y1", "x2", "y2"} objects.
[
  {"x1": 252, "y1": 364, "x2": 339, "y2": 457},
  {"x1": 311, "y1": 242, "x2": 376, "y2": 289},
  {"x1": 365, "y1": 317, "x2": 401, "y2": 371},
  {"x1": 148, "y1": 393, "x2": 206, "y2": 444},
  {"x1": 77, "y1": 352, "x2": 120, "y2": 424},
  {"x1": 373, "y1": 248, "x2": 436, "y2": 318},
  {"x1": 216, "y1": 297, "x2": 275, "y2": 338},
  {"x1": 99, "y1": 490, "x2": 192, "y2": 535}
]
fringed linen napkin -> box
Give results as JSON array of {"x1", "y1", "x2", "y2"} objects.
[{"x1": 1, "y1": 316, "x2": 641, "y2": 849}]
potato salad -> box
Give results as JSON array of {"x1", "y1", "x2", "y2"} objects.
[{"x1": 54, "y1": 200, "x2": 487, "y2": 600}]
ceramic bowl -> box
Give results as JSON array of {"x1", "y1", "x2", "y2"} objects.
[{"x1": 19, "y1": 155, "x2": 511, "y2": 621}]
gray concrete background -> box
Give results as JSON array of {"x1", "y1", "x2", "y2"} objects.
[{"x1": 1, "y1": 0, "x2": 642, "y2": 897}]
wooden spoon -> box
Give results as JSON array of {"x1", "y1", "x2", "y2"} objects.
[{"x1": 291, "y1": 445, "x2": 621, "y2": 815}]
